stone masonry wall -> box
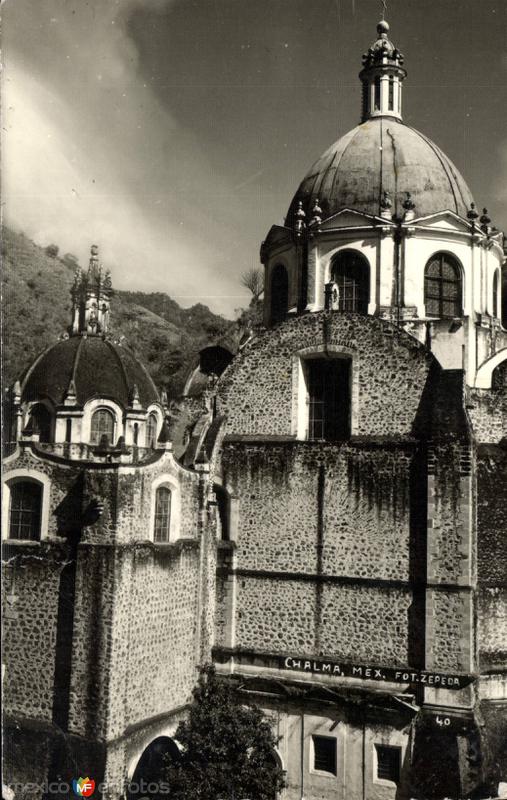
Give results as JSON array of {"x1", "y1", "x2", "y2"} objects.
[
  {"x1": 468, "y1": 387, "x2": 506, "y2": 444},
  {"x1": 217, "y1": 312, "x2": 433, "y2": 438},
  {"x1": 235, "y1": 576, "x2": 411, "y2": 665},
  {"x1": 222, "y1": 442, "x2": 413, "y2": 581}
]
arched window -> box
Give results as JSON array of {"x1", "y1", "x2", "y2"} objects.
[
  {"x1": 493, "y1": 270, "x2": 499, "y2": 319},
  {"x1": 90, "y1": 408, "x2": 115, "y2": 445},
  {"x1": 9, "y1": 481, "x2": 42, "y2": 541},
  {"x1": 28, "y1": 404, "x2": 52, "y2": 442},
  {"x1": 146, "y1": 413, "x2": 158, "y2": 448},
  {"x1": 270, "y1": 264, "x2": 289, "y2": 325},
  {"x1": 214, "y1": 484, "x2": 230, "y2": 541},
  {"x1": 424, "y1": 253, "x2": 462, "y2": 318},
  {"x1": 154, "y1": 486, "x2": 171, "y2": 542},
  {"x1": 331, "y1": 251, "x2": 369, "y2": 314}
]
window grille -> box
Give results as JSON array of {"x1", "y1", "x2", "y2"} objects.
[
  {"x1": 331, "y1": 251, "x2": 369, "y2": 314},
  {"x1": 313, "y1": 736, "x2": 337, "y2": 775},
  {"x1": 307, "y1": 358, "x2": 351, "y2": 441},
  {"x1": 424, "y1": 254, "x2": 462, "y2": 318},
  {"x1": 147, "y1": 413, "x2": 158, "y2": 448},
  {"x1": 375, "y1": 745, "x2": 401, "y2": 783},
  {"x1": 9, "y1": 481, "x2": 42, "y2": 541},
  {"x1": 90, "y1": 408, "x2": 115, "y2": 445},
  {"x1": 154, "y1": 486, "x2": 171, "y2": 542}
]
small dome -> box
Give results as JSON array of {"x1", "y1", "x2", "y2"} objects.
[
  {"x1": 287, "y1": 118, "x2": 474, "y2": 222},
  {"x1": 21, "y1": 335, "x2": 159, "y2": 409}
]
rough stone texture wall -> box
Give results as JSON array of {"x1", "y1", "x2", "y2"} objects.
[
  {"x1": 217, "y1": 312, "x2": 433, "y2": 438},
  {"x1": 2, "y1": 554, "x2": 61, "y2": 720},
  {"x1": 426, "y1": 590, "x2": 471, "y2": 671},
  {"x1": 235, "y1": 577, "x2": 411, "y2": 664},
  {"x1": 478, "y1": 588, "x2": 507, "y2": 669},
  {"x1": 468, "y1": 387, "x2": 506, "y2": 443},
  {"x1": 426, "y1": 443, "x2": 472, "y2": 584},
  {"x1": 2, "y1": 442, "x2": 209, "y2": 795},
  {"x1": 476, "y1": 448, "x2": 507, "y2": 667},
  {"x1": 222, "y1": 442, "x2": 413, "y2": 581}
]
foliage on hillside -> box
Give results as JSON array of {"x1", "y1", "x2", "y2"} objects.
[{"x1": 1, "y1": 227, "x2": 234, "y2": 395}]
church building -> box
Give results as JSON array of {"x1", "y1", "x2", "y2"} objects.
[{"x1": 2, "y1": 18, "x2": 506, "y2": 800}]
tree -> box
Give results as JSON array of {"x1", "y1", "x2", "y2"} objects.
[
  {"x1": 241, "y1": 268, "x2": 264, "y2": 301},
  {"x1": 161, "y1": 665, "x2": 285, "y2": 800},
  {"x1": 45, "y1": 243, "x2": 59, "y2": 258}
]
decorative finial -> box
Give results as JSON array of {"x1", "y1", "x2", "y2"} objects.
[
  {"x1": 480, "y1": 208, "x2": 491, "y2": 225},
  {"x1": 467, "y1": 202, "x2": 479, "y2": 221},
  {"x1": 295, "y1": 200, "x2": 306, "y2": 236},
  {"x1": 310, "y1": 198, "x2": 322, "y2": 226},
  {"x1": 402, "y1": 192, "x2": 416, "y2": 211},
  {"x1": 380, "y1": 190, "x2": 392, "y2": 219},
  {"x1": 402, "y1": 192, "x2": 416, "y2": 221}
]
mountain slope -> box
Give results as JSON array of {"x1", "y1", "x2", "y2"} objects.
[{"x1": 1, "y1": 227, "x2": 232, "y2": 394}]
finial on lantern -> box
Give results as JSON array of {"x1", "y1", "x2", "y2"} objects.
[
  {"x1": 310, "y1": 198, "x2": 322, "y2": 226},
  {"x1": 467, "y1": 202, "x2": 479, "y2": 221},
  {"x1": 295, "y1": 200, "x2": 306, "y2": 236}
]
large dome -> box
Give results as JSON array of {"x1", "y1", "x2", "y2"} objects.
[
  {"x1": 287, "y1": 117, "x2": 474, "y2": 222},
  {"x1": 21, "y1": 335, "x2": 159, "y2": 409}
]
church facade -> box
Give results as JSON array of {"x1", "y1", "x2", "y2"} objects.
[{"x1": 2, "y1": 20, "x2": 507, "y2": 800}]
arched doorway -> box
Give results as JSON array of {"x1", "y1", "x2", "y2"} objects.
[{"x1": 127, "y1": 737, "x2": 180, "y2": 800}]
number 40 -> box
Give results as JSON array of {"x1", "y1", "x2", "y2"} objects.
[{"x1": 436, "y1": 716, "x2": 451, "y2": 727}]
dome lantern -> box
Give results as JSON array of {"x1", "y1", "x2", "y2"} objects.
[
  {"x1": 359, "y1": 20, "x2": 407, "y2": 122},
  {"x1": 71, "y1": 244, "x2": 114, "y2": 336}
]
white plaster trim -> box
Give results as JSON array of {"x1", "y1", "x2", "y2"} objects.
[
  {"x1": 148, "y1": 473, "x2": 181, "y2": 543},
  {"x1": 2, "y1": 469, "x2": 51, "y2": 542},
  {"x1": 475, "y1": 349, "x2": 507, "y2": 389}
]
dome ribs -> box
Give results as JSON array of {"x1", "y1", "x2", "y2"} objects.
[{"x1": 286, "y1": 119, "x2": 474, "y2": 222}]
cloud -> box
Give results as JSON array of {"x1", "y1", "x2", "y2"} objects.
[{"x1": 2, "y1": 0, "x2": 249, "y2": 315}]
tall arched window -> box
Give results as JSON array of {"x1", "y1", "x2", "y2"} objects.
[
  {"x1": 90, "y1": 408, "x2": 115, "y2": 445},
  {"x1": 493, "y1": 270, "x2": 499, "y2": 319},
  {"x1": 146, "y1": 413, "x2": 158, "y2": 448},
  {"x1": 9, "y1": 481, "x2": 42, "y2": 541},
  {"x1": 331, "y1": 251, "x2": 369, "y2": 314},
  {"x1": 424, "y1": 253, "x2": 462, "y2": 318},
  {"x1": 154, "y1": 486, "x2": 171, "y2": 542},
  {"x1": 270, "y1": 264, "x2": 289, "y2": 325},
  {"x1": 28, "y1": 404, "x2": 52, "y2": 443}
]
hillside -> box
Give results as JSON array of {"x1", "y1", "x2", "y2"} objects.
[{"x1": 1, "y1": 227, "x2": 234, "y2": 395}]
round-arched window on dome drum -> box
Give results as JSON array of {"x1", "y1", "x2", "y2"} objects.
[
  {"x1": 90, "y1": 408, "x2": 115, "y2": 445},
  {"x1": 28, "y1": 404, "x2": 52, "y2": 443},
  {"x1": 424, "y1": 254, "x2": 462, "y2": 318},
  {"x1": 331, "y1": 251, "x2": 369, "y2": 314},
  {"x1": 146, "y1": 413, "x2": 158, "y2": 448},
  {"x1": 270, "y1": 264, "x2": 289, "y2": 325}
]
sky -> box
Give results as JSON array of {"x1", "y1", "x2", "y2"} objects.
[{"x1": 3, "y1": 0, "x2": 507, "y2": 317}]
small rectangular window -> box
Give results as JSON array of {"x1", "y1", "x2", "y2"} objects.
[
  {"x1": 313, "y1": 735, "x2": 337, "y2": 775},
  {"x1": 374, "y1": 77, "x2": 381, "y2": 110},
  {"x1": 375, "y1": 744, "x2": 401, "y2": 783},
  {"x1": 388, "y1": 77, "x2": 394, "y2": 110}
]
